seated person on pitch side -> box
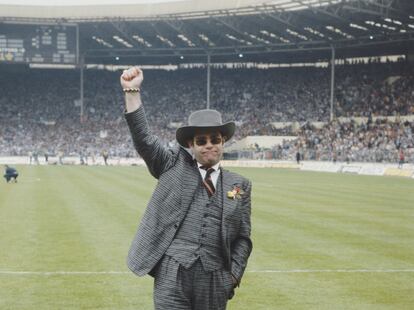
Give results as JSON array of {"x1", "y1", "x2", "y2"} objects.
[{"x1": 4, "y1": 165, "x2": 19, "y2": 183}]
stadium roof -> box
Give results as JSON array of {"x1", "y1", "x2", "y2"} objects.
[
  {"x1": 0, "y1": 1, "x2": 347, "y2": 19},
  {"x1": 1, "y1": 0, "x2": 414, "y2": 65}
]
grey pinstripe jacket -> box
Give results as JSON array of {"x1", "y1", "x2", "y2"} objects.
[{"x1": 125, "y1": 106, "x2": 252, "y2": 286}]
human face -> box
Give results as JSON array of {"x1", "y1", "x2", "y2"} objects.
[{"x1": 189, "y1": 130, "x2": 224, "y2": 168}]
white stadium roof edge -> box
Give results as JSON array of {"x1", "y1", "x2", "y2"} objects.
[{"x1": 0, "y1": 0, "x2": 340, "y2": 20}]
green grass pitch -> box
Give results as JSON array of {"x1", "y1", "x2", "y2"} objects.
[{"x1": 0, "y1": 165, "x2": 413, "y2": 309}]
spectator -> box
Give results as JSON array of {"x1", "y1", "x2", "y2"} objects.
[{"x1": 3, "y1": 165, "x2": 18, "y2": 183}]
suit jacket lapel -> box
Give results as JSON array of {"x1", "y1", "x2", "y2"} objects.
[
  {"x1": 220, "y1": 169, "x2": 239, "y2": 265},
  {"x1": 221, "y1": 169, "x2": 238, "y2": 223},
  {"x1": 180, "y1": 156, "x2": 200, "y2": 216}
]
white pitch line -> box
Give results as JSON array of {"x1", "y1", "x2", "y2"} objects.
[
  {"x1": 1, "y1": 269, "x2": 414, "y2": 276},
  {"x1": 248, "y1": 269, "x2": 414, "y2": 273},
  {"x1": 0, "y1": 271, "x2": 129, "y2": 275}
]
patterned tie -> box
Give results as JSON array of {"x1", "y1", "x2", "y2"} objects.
[{"x1": 201, "y1": 166, "x2": 215, "y2": 197}]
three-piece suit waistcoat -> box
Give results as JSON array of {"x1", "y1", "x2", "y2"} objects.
[{"x1": 166, "y1": 172, "x2": 224, "y2": 271}]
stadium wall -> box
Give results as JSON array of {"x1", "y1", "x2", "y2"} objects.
[
  {"x1": 1, "y1": 157, "x2": 413, "y2": 179},
  {"x1": 271, "y1": 115, "x2": 414, "y2": 130}
]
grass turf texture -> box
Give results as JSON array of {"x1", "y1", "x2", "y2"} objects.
[{"x1": 0, "y1": 165, "x2": 413, "y2": 310}]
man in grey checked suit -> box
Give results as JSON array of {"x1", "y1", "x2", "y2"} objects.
[{"x1": 121, "y1": 67, "x2": 252, "y2": 309}]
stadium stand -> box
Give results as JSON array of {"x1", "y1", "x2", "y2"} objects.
[{"x1": 0, "y1": 59, "x2": 413, "y2": 163}]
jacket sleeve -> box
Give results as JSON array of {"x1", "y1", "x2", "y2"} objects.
[
  {"x1": 125, "y1": 106, "x2": 177, "y2": 179},
  {"x1": 231, "y1": 179, "x2": 253, "y2": 286}
]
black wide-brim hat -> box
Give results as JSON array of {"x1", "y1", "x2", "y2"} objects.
[{"x1": 176, "y1": 109, "x2": 235, "y2": 148}]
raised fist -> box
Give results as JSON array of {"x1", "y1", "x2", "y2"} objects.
[{"x1": 120, "y1": 66, "x2": 144, "y2": 90}]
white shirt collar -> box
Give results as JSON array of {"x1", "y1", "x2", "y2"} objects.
[{"x1": 197, "y1": 162, "x2": 220, "y2": 171}]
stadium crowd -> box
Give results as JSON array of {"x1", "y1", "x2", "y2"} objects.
[
  {"x1": 277, "y1": 118, "x2": 414, "y2": 163},
  {"x1": 0, "y1": 59, "x2": 413, "y2": 163}
]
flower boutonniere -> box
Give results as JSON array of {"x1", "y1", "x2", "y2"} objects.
[{"x1": 227, "y1": 186, "x2": 244, "y2": 200}]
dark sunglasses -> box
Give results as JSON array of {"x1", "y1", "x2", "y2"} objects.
[{"x1": 194, "y1": 135, "x2": 223, "y2": 146}]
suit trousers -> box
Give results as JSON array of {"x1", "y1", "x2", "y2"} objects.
[{"x1": 153, "y1": 255, "x2": 234, "y2": 310}]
